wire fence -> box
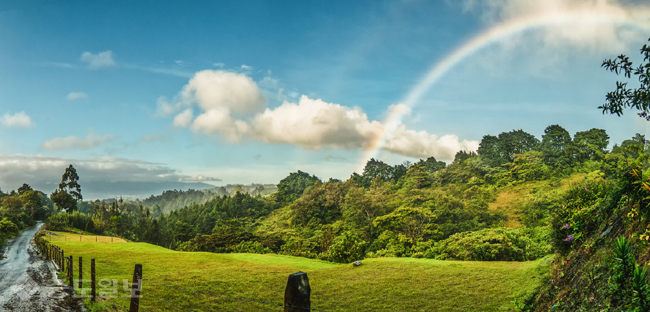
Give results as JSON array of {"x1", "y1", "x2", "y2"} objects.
[{"x1": 34, "y1": 229, "x2": 327, "y2": 312}]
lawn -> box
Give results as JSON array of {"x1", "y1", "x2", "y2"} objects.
[{"x1": 50, "y1": 240, "x2": 551, "y2": 312}]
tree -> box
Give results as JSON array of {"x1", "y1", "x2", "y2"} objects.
[
  {"x1": 50, "y1": 189, "x2": 76, "y2": 212},
  {"x1": 1, "y1": 196, "x2": 23, "y2": 214},
  {"x1": 498, "y1": 129, "x2": 540, "y2": 160},
  {"x1": 17, "y1": 183, "x2": 33, "y2": 196},
  {"x1": 51, "y1": 164, "x2": 82, "y2": 211},
  {"x1": 415, "y1": 156, "x2": 446, "y2": 173},
  {"x1": 477, "y1": 135, "x2": 503, "y2": 167},
  {"x1": 373, "y1": 207, "x2": 437, "y2": 246},
  {"x1": 540, "y1": 125, "x2": 573, "y2": 169},
  {"x1": 59, "y1": 164, "x2": 82, "y2": 201},
  {"x1": 573, "y1": 128, "x2": 610, "y2": 162},
  {"x1": 20, "y1": 190, "x2": 42, "y2": 218},
  {"x1": 600, "y1": 37, "x2": 650, "y2": 119},
  {"x1": 274, "y1": 171, "x2": 320, "y2": 205}
]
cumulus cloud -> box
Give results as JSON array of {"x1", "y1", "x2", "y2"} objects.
[
  {"x1": 81, "y1": 50, "x2": 116, "y2": 69},
  {"x1": 156, "y1": 70, "x2": 267, "y2": 117},
  {"x1": 42, "y1": 132, "x2": 115, "y2": 151},
  {"x1": 0, "y1": 155, "x2": 220, "y2": 199},
  {"x1": 67, "y1": 92, "x2": 88, "y2": 101},
  {"x1": 1, "y1": 112, "x2": 33, "y2": 128},
  {"x1": 162, "y1": 71, "x2": 477, "y2": 161},
  {"x1": 461, "y1": 0, "x2": 650, "y2": 54}
]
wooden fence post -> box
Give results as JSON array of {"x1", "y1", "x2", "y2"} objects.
[
  {"x1": 79, "y1": 256, "x2": 83, "y2": 289},
  {"x1": 69, "y1": 256, "x2": 74, "y2": 289},
  {"x1": 91, "y1": 259, "x2": 96, "y2": 303},
  {"x1": 129, "y1": 264, "x2": 142, "y2": 312},
  {"x1": 61, "y1": 250, "x2": 65, "y2": 272},
  {"x1": 284, "y1": 272, "x2": 310, "y2": 312}
]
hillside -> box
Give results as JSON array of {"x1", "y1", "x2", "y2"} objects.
[{"x1": 134, "y1": 184, "x2": 278, "y2": 213}]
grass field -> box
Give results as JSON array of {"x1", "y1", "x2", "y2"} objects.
[
  {"x1": 45, "y1": 231, "x2": 127, "y2": 243},
  {"x1": 50, "y1": 239, "x2": 551, "y2": 312}
]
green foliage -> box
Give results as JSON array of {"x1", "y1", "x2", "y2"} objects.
[
  {"x1": 0, "y1": 217, "x2": 19, "y2": 237},
  {"x1": 373, "y1": 206, "x2": 437, "y2": 246},
  {"x1": 427, "y1": 227, "x2": 551, "y2": 261},
  {"x1": 47, "y1": 212, "x2": 70, "y2": 231},
  {"x1": 50, "y1": 189, "x2": 76, "y2": 212},
  {"x1": 540, "y1": 124, "x2": 574, "y2": 170},
  {"x1": 599, "y1": 37, "x2": 650, "y2": 118},
  {"x1": 478, "y1": 130, "x2": 540, "y2": 167},
  {"x1": 549, "y1": 171, "x2": 611, "y2": 255},
  {"x1": 1, "y1": 195, "x2": 23, "y2": 214},
  {"x1": 274, "y1": 170, "x2": 320, "y2": 205},
  {"x1": 573, "y1": 128, "x2": 609, "y2": 162},
  {"x1": 323, "y1": 230, "x2": 366, "y2": 263},
  {"x1": 499, "y1": 151, "x2": 550, "y2": 184},
  {"x1": 59, "y1": 164, "x2": 82, "y2": 201}
]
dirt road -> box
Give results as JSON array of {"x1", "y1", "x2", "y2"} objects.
[{"x1": 0, "y1": 222, "x2": 80, "y2": 311}]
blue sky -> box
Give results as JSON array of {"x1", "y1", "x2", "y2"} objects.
[{"x1": 1, "y1": 0, "x2": 649, "y2": 199}]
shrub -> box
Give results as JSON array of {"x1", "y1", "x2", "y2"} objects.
[
  {"x1": 232, "y1": 241, "x2": 272, "y2": 254},
  {"x1": 323, "y1": 231, "x2": 366, "y2": 263},
  {"x1": 425, "y1": 227, "x2": 551, "y2": 261},
  {"x1": 47, "y1": 213, "x2": 69, "y2": 231},
  {"x1": 0, "y1": 218, "x2": 19, "y2": 237}
]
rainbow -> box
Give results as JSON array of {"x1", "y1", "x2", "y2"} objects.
[{"x1": 357, "y1": 8, "x2": 650, "y2": 172}]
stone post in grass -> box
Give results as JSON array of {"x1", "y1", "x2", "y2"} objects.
[{"x1": 284, "y1": 272, "x2": 311, "y2": 312}]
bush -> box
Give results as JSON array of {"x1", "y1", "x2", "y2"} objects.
[
  {"x1": 47, "y1": 213, "x2": 69, "y2": 231},
  {"x1": 425, "y1": 227, "x2": 551, "y2": 261},
  {"x1": 0, "y1": 218, "x2": 19, "y2": 237},
  {"x1": 232, "y1": 241, "x2": 272, "y2": 254},
  {"x1": 323, "y1": 231, "x2": 366, "y2": 263}
]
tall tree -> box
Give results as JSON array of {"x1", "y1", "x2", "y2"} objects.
[
  {"x1": 51, "y1": 164, "x2": 82, "y2": 211},
  {"x1": 59, "y1": 164, "x2": 82, "y2": 201},
  {"x1": 540, "y1": 125, "x2": 574, "y2": 169}
]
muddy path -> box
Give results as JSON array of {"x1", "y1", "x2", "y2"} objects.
[{"x1": 0, "y1": 222, "x2": 82, "y2": 311}]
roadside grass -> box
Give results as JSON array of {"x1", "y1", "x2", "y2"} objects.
[
  {"x1": 53, "y1": 241, "x2": 551, "y2": 312},
  {"x1": 46, "y1": 231, "x2": 127, "y2": 243}
]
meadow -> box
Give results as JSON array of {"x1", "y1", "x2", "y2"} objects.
[{"x1": 48, "y1": 232, "x2": 551, "y2": 312}]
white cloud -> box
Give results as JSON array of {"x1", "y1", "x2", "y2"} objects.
[
  {"x1": 213, "y1": 63, "x2": 225, "y2": 67},
  {"x1": 163, "y1": 71, "x2": 478, "y2": 161},
  {"x1": 0, "y1": 112, "x2": 34, "y2": 128},
  {"x1": 80, "y1": 51, "x2": 116, "y2": 69},
  {"x1": 66, "y1": 92, "x2": 88, "y2": 101},
  {"x1": 173, "y1": 109, "x2": 194, "y2": 127},
  {"x1": 42, "y1": 132, "x2": 115, "y2": 151},
  {"x1": 175, "y1": 60, "x2": 189, "y2": 66},
  {"x1": 157, "y1": 70, "x2": 267, "y2": 117},
  {"x1": 241, "y1": 64, "x2": 252, "y2": 70}
]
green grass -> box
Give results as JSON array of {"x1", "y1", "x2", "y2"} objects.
[{"x1": 52, "y1": 241, "x2": 551, "y2": 312}]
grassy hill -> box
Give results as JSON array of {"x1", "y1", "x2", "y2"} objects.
[{"x1": 47, "y1": 235, "x2": 550, "y2": 312}]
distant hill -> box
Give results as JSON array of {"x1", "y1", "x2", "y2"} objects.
[{"x1": 135, "y1": 183, "x2": 277, "y2": 213}]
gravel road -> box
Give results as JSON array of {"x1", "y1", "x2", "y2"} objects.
[{"x1": 0, "y1": 222, "x2": 81, "y2": 311}]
